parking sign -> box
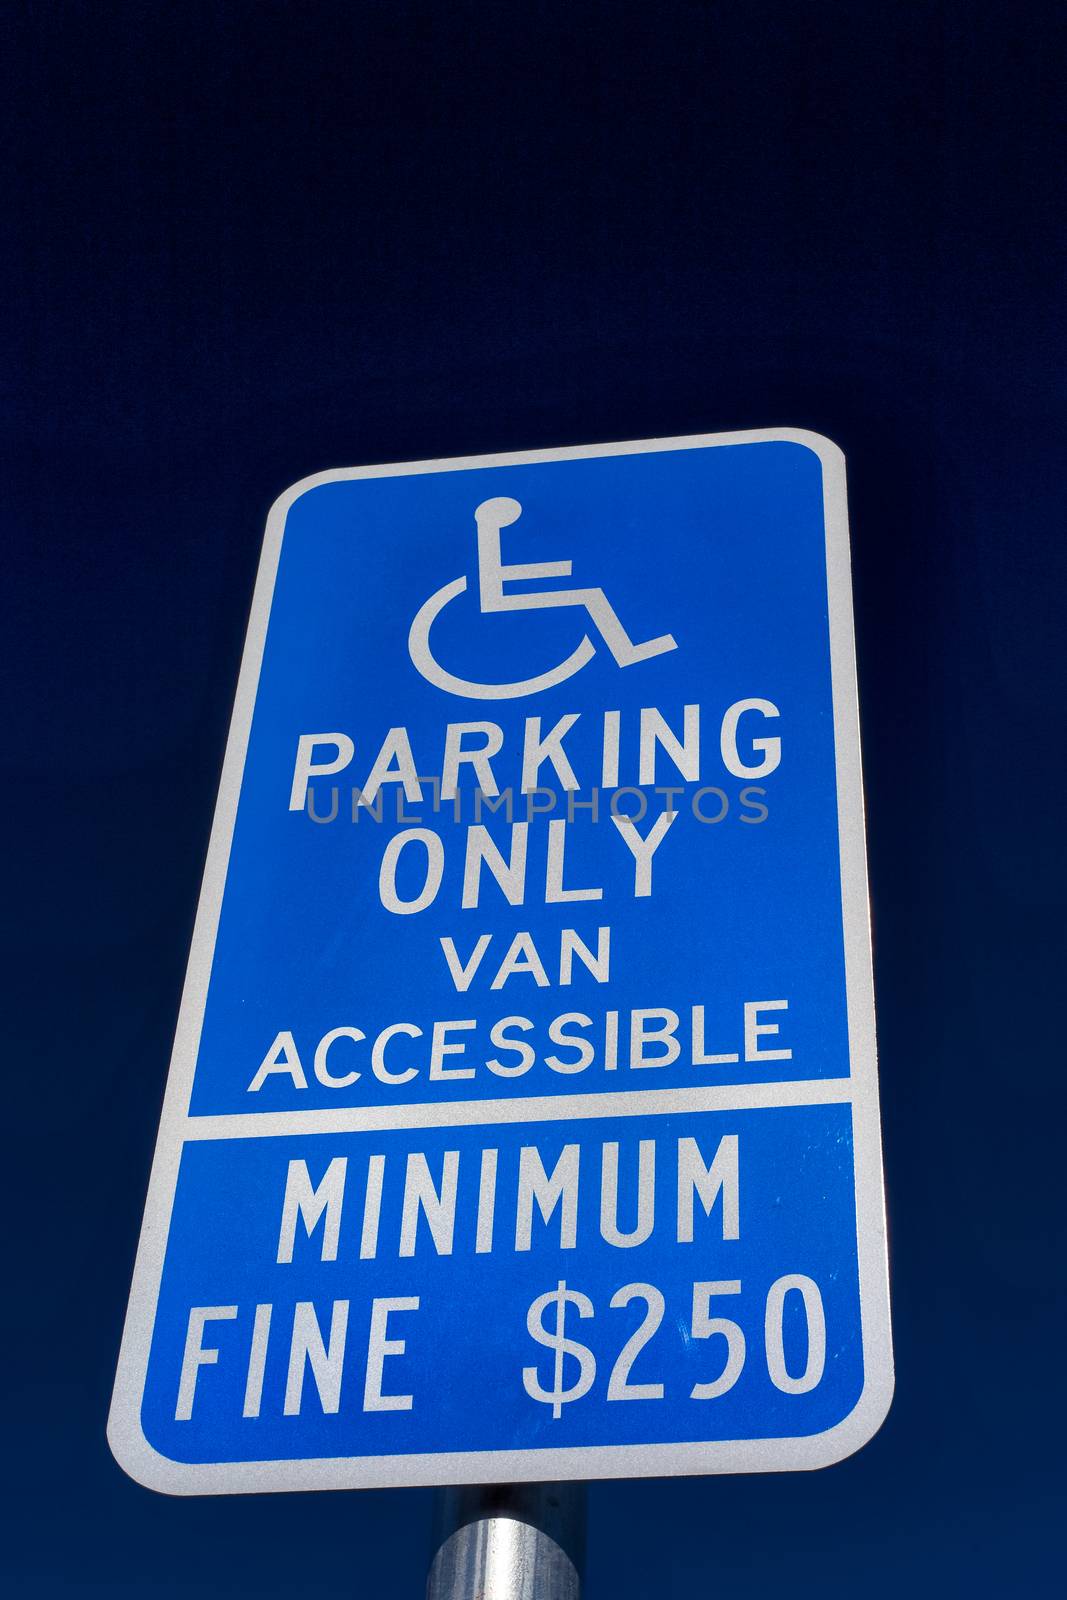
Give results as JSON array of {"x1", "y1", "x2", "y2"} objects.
[{"x1": 109, "y1": 428, "x2": 892, "y2": 1493}]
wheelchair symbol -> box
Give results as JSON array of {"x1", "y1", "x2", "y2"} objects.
[{"x1": 408, "y1": 497, "x2": 677, "y2": 699}]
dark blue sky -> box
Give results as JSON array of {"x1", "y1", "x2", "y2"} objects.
[{"x1": 4, "y1": 2, "x2": 1064, "y2": 1595}]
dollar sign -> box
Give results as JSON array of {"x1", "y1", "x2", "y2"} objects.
[{"x1": 523, "y1": 1279, "x2": 597, "y2": 1418}]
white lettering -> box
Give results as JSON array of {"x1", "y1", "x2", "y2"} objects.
[{"x1": 289, "y1": 733, "x2": 354, "y2": 812}]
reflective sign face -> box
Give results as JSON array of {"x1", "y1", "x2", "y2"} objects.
[{"x1": 109, "y1": 429, "x2": 893, "y2": 1493}]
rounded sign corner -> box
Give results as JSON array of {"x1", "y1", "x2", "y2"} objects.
[
  {"x1": 265, "y1": 467, "x2": 353, "y2": 533},
  {"x1": 106, "y1": 1405, "x2": 203, "y2": 1499},
  {"x1": 800, "y1": 1353, "x2": 896, "y2": 1473},
  {"x1": 762, "y1": 426, "x2": 847, "y2": 475}
]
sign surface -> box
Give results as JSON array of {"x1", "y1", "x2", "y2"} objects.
[{"x1": 109, "y1": 429, "x2": 892, "y2": 1493}]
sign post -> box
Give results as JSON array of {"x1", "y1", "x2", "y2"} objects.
[
  {"x1": 110, "y1": 430, "x2": 892, "y2": 1550},
  {"x1": 427, "y1": 1484, "x2": 584, "y2": 1600}
]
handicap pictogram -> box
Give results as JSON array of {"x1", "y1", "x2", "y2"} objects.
[{"x1": 407, "y1": 497, "x2": 677, "y2": 699}]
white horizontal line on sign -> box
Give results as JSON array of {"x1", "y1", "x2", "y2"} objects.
[{"x1": 181, "y1": 1077, "x2": 854, "y2": 1141}]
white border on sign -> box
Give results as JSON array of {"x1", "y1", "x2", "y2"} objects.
[{"x1": 107, "y1": 428, "x2": 893, "y2": 1494}]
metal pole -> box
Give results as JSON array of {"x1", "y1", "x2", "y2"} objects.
[{"x1": 427, "y1": 1483, "x2": 585, "y2": 1600}]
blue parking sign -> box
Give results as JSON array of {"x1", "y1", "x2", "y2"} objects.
[{"x1": 109, "y1": 429, "x2": 892, "y2": 1493}]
